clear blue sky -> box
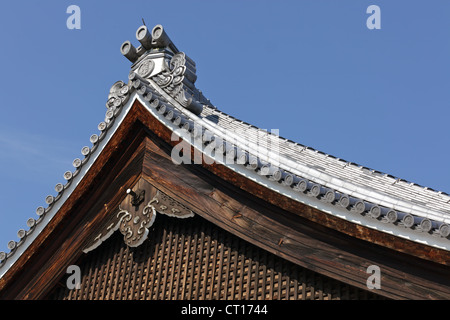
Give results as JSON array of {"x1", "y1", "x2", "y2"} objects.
[{"x1": 0, "y1": 0, "x2": 449, "y2": 253}]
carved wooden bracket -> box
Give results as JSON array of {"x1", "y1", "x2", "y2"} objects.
[
  {"x1": 116, "y1": 198, "x2": 156, "y2": 248},
  {"x1": 83, "y1": 178, "x2": 194, "y2": 252},
  {"x1": 148, "y1": 190, "x2": 194, "y2": 218}
]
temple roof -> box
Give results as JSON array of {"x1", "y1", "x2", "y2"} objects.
[
  {"x1": 1, "y1": 23, "x2": 449, "y2": 282},
  {"x1": 200, "y1": 102, "x2": 450, "y2": 219}
]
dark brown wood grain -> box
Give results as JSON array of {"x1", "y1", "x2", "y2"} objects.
[
  {"x1": 135, "y1": 132, "x2": 450, "y2": 299},
  {"x1": 0, "y1": 98, "x2": 449, "y2": 300},
  {"x1": 47, "y1": 214, "x2": 382, "y2": 300},
  {"x1": 131, "y1": 100, "x2": 450, "y2": 266}
]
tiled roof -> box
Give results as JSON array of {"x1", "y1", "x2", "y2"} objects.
[
  {"x1": 1, "y1": 23, "x2": 449, "y2": 277},
  {"x1": 200, "y1": 105, "x2": 450, "y2": 219}
]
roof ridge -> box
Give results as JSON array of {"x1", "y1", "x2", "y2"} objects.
[{"x1": 201, "y1": 104, "x2": 450, "y2": 199}]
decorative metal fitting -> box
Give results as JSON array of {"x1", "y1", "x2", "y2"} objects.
[{"x1": 126, "y1": 188, "x2": 145, "y2": 207}]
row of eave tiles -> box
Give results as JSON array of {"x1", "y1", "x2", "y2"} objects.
[
  {"x1": 200, "y1": 108, "x2": 450, "y2": 216},
  {"x1": 1, "y1": 77, "x2": 449, "y2": 267}
]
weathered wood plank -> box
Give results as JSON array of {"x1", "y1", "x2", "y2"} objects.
[
  {"x1": 135, "y1": 133, "x2": 450, "y2": 299},
  {"x1": 1, "y1": 99, "x2": 449, "y2": 301},
  {"x1": 129, "y1": 101, "x2": 450, "y2": 267}
]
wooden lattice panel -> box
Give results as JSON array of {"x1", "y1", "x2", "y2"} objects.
[{"x1": 47, "y1": 215, "x2": 383, "y2": 300}]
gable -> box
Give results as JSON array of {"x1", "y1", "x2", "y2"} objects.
[{"x1": 0, "y1": 23, "x2": 449, "y2": 300}]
